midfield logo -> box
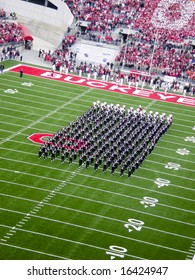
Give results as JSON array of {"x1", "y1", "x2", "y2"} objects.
[
  {"x1": 28, "y1": 133, "x2": 85, "y2": 150},
  {"x1": 28, "y1": 133, "x2": 53, "y2": 144}
]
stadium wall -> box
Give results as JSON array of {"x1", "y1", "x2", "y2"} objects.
[{"x1": 0, "y1": 0, "x2": 74, "y2": 46}]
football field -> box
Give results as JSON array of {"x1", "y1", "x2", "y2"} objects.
[{"x1": 0, "y1": 60, "x2": 195, "y2": 260}]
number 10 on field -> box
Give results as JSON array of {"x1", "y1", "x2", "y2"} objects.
[{"x1": 106, "y1": 245, "x2": 127, "y2": 260}]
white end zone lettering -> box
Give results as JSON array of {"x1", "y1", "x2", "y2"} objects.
[
  {"x1": 132, "y1": 89, "x2": 150, "y2": 97},
  {"x1": 176, "y1": 97, "x2": 195, "y2": 106},
  {"x1": 64, "y1": 76, "x2": 86, "y2": 83},
  {"x1": 109, "y1": 85, "x2": 129, "y2": 93},
  {"x1": 40, "y1": 72, "x2": 62, "y2": 79},
  {"x1": 156, "y1": 93, "x2": 176, "y2": 100},
  {"x1": 87, "y1": 81, "x2": 108, "y2": 88},
  {"x1": 9, "y1": 65, "x2": 195, "y2": 108}
]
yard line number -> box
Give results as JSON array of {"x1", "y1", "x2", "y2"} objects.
[
  {"x1": 140, "y1": 197, "x2": 158, "y2": 208},
  {"x1": 165, "y1": 162, "x2": 181, "y2": 170},
  {"x1": 124, "y1": 218, "x2": 144, "y2": 233},
  {"x1": 154, "y1": 178, "x2": 170, "y2": 188},
  {"x1": 106, "y1": 245, "x2": 127, "y2": 260}
]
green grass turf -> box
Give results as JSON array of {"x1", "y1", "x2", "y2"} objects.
[{"x1": 0, "y1": 60, "x2": 195, "y2": 260}]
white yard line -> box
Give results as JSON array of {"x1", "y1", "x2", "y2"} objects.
[
  {"x1": 1, "y1": 152, "x2": 195, "y2": 193},
  {"x1": 1, "y1": 148, "x2": 194, "y2": 182},
  {"x1": 0, "y1": 225, "x2": 144, "y2": 260},
  {"x1": 0, "y1": 242, "x2": 69, "y2": 260},
  {"x1": 0, "y1": 87, "x2": 92, "y2": 146},
  {"x1": 0, "y1": 222, "x2": 190, "y2": 256},
  {"x1": 2, "y1": 73, "x2": 195, "y2": 114},
  {"x1": 0, "y1": 190, "x2": 194, "y2": 228},
  {"x1": 0, "y1": 153, "x2": 194, "y2": 192},
  {"x1": 1, "y1": 83, "x2": 195, "y2": 123},
  {"x1": 0, "y1": 206, "x2": 194, "y2": 241}
]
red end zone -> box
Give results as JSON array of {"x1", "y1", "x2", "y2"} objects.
[{"x1": 10, "y1": 65, "x2": 195, "y2": 107}]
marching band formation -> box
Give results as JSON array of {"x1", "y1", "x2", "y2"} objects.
[{"x1": 38, "y1": 101, "x2": 173, "y2": 178}]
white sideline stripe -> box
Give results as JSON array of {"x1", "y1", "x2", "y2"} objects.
[
  {"x1": 0, "y1": 192, "x2": 194, "y2": 227},
  {"x1": 0, "y1": 87, "x2": 93, "y2": 145},
  {"x1": 1, "y1": 206, "x2": 194, "y2": 241},
  {"x1": 1, "y1": 81, "x2": 194, "y2": 124},
  {"x1": 2, "y1": 74, "x2": 194, "y2": 121},
  {"x1": 2, "y1": 72, "x2": 195, "y2": 114},
  {"x1": 0, "y1": 242, "x2": 69, "y2": 260}
]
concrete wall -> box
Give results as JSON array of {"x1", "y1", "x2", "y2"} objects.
[{"x1": 0, "y1": 0, "x2": 74, "y2": 46}]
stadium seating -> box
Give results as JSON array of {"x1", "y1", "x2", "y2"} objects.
[
  {"x1": 64, "y1": 0, "x2": 195, "y2": 79},
  {"x1": 0, "y1": 21, "x2": 24, "y2": 44}
]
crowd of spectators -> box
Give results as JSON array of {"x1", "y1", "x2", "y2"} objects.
[
  {"x1": 115, "y1": 40, "x2": 195, "y2": 78},
  {"x1": 66, "y1": 0, "x2": 140, "y2": 30},
  {"x1": 63, "y1": 0, "x2": 195, "y2": 81},
  {"x1": 0, "y1": 45, "x2": 21, "y2": 61},
  {"x1": 0, "y1": 20, "x2": 24, "y2": 45},
  {"x1": 0, "y1": 8, "x2": 6, "y2": 19},
  {"x1": 1, "y1": 1, "x2": 195, "y2": 84},
  {"x1": 38, "y1": 36, "x2": 195, "y2": 96}
]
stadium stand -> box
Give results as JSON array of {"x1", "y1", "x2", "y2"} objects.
[
  {"x1": 0, "y1": 0, "x2": 195, "y2": 89},
  {"x1": 0, "y1": 21, "x2": 24, "y2": 45}
]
